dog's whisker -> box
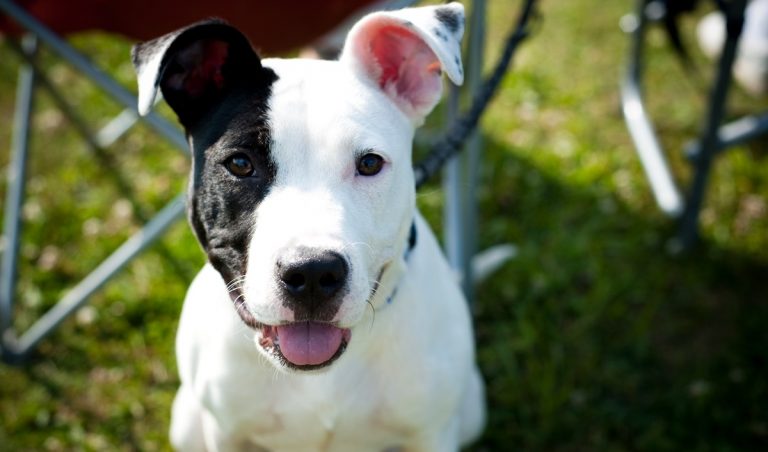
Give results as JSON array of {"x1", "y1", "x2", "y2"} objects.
[
  {"x1": 226, "y1": 276, "x2": 247, "y2": 291},
  {"x1": 226, "y1": 275, "x2": 245, "y2": 286},
  {"x1": 232, "y1": 294, "x2": 253, "y2": 324},
  {"x1": 226, "y1": 278, "x2": 243, "y2": 287},
  {"x1": 270, "y1": 365, "x2": 284, "y2": 383},
  {"x1": 365, "y1": 276, "x2": 384, "y2": 332},
  {"x1": 227, "y1": 280, "x2": 246, "y2": 293},
  {"x1": 366, "y1": 297, "x2": 376, "y2": 331}
]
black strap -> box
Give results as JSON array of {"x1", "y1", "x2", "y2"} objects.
[
  {"x1": 413, "y1": 0, "x2": 538, "y2": 188},
  {"x1": 407, "y1": 222, "x2": 417, "y2": 254},
  {"x1": 402, "y1": 221, "x2": 417, "y2": 262}
]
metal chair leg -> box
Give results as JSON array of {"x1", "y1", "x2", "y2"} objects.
[
  {"x1": 621, "y1": 0, "x2": 684, "y2": 217},
  {"x1": 444, "y1": 0, "x2": 486, "y2": 304},
  {"x1": 0, "y1": 34, "x2": 38, "y2": 358},
  {"x1": 674, "y1": 0, "x2": 748, "y2": 250}
]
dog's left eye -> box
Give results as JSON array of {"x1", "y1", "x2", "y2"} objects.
[
  {"x1": 224, "y1": 153, "x2": 255, "y2": 178},
  {"x1": 356, "y1": 153, "x2": 384, "y2": 176}
]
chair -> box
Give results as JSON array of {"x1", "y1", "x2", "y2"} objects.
[{"x1": 621, "y1": 0, "x2": 768, "y2": 250}]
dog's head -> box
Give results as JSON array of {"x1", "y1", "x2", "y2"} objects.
[{"x1": 132, "y1": 3, "x2": 464, "y2": 371}]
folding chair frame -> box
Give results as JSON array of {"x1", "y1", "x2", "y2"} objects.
[
  {"x1": 0, "y1": 0, "x2": 187, "y2": 362},
  {"x1": 621, "y1": 0, "x2": 768, "y2": 251}
]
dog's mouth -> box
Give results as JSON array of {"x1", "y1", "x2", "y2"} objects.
[{"x1": 258, "y1": 322, "x2": 352, "y2": 371}]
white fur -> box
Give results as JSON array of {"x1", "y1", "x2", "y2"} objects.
[{"x1": 168, "y1": 4, "x2": 485, "y2": 450}]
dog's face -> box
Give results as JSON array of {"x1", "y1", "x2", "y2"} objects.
[{"x1": 133, "y1": 4, "x2": 464, "y2": 371}]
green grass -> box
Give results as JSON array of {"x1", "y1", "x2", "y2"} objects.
[{"x1": 2, "y1": 0, "x2": 768, "y2": 450}]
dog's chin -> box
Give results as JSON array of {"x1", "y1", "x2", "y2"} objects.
[{"x1": 255, "y1": 322, "x2": 352, "y2": 372}]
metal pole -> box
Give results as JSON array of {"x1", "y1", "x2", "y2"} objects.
[
  {"x1": 675, "y1": 0, "x2": 747, "y2": 249},
  {"x1": 444, "y1": 83, "x2": 464, "y2": 283},
  {"x1": 6, "y1": 37, "x2": 109, "y2": 154},
  {"x1": 4, "y1": 194, "x2": 186, "y2": 360},
  {"x1": 443, "y1": 0, "x2": 486, "y2": 302},
  {"x1": 0, "y1": 0, "x2": 188, "y2": 153},
  {"x1": 715, "y1": 113, "x2": 768, "y2": 151},
  {"x1": 463, "y1": 0, "x2": 486, "y2": 304},
  {"x1": 620, "y1": 0, "x2": 684, "y2": 217},
  {"x1": 687, "y1": 113, "x2": 768, "y2": 159},
  {"x1": 1, "y1": 35, "x2": 37, "y2": 354},
  {"x1": 96, "y1": 109, "x2": 141, "y2": 148}
]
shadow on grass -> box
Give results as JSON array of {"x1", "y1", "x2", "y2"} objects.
[{"x1": 456, "y1": 134, "x2": 768, "y2": 451}]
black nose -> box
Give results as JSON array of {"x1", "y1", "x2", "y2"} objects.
[{"x1": 277, "y1": 249, "x2": 348, "y2": 305}]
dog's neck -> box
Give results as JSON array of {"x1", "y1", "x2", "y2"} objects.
[{"x1": 370, "y1": 219, "x2": 418, "y2": 311}]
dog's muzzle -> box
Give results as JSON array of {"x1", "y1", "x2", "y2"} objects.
[{"x1": 257, "y1": 247, "x2": 352, "y2": 369}]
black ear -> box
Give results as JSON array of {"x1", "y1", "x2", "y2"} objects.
[{"x1": 132, "y1": 19, "x2": 266, "y2": 127}]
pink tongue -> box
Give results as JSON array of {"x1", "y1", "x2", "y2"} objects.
[{"x1": 276, "y1": 322, "x2": 344, "y2": 366}]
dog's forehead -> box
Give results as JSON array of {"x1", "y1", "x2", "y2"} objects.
[{"x1": 263, "y1": 59, "x2": 413, "y2": 157}]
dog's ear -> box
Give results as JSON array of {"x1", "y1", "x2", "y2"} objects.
[
  {"x1": 132, "y1": 19, "x2": 266, "y2": 127},
  {"x1": 340, "y1": 2, "x2": 464, "y2": 125}
]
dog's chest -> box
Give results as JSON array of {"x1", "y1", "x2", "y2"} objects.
[
  {"x1": 195, "y1": 308, "x2": 447, "y2": 449},
  {"x1": 217, "y1": 363, "x2": 424, "y2": 450}
]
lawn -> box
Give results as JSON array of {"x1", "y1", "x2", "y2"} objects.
[{"x1": 1, "y1": 0, "x2": 768, "y2": 450}]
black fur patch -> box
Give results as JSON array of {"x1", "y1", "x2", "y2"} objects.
[
  {"x1": 132, "y1": 20, "x2": 279, "y2": 326},
  {"x1": 435, "y1": 7, "x2": 461, "y2": 34},
  {"x1": 187, "y1": 71, "x2": 277, "y2": 290}
]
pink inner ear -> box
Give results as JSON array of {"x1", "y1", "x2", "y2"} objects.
[
  {"x1": 182, "y1": 40, "x2": 229, "y2": 97},
  {"x1": 368, "y1": 25, "x2": 442, "y2": 114}
]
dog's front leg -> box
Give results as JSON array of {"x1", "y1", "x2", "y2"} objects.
[
  {"x1": 199, "y1": 410, "x2": 254, "y2": 452},
  {"x1": 170, "y1": 384, "x2": 207, "y2": 451},
  {"x1": 403, "y1": 418, "x2": 463, "y2": 452},
  {"x1": 171, "y1": 392, "x2": 245, "y2": 452}
]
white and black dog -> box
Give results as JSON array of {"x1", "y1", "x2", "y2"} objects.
[{"x1": 132, "y1": 3, "x2": 485, "y2": 450}]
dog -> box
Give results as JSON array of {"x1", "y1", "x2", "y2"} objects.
[{"x1": 132, "y1": 3, "x2": 485, "y2": 450}]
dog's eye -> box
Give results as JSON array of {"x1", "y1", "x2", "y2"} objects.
[
  {"x1": 224, "y1": 154, "x2": 255, "y2": 178},
  {"x1": 356, "y1": 153, "x2": 384, "y2": 176}
]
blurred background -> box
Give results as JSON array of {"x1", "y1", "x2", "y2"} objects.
[{"x1": 1, "y1": 0, "x2": 767, "y2": 450}]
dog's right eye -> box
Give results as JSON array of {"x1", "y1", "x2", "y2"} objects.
[
  {"x1": 356, "y1": 153, "x2": 385, "y2": 177},
  {"x1": 224, "y1": 154, "x2": 255, "y2": 178}
]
